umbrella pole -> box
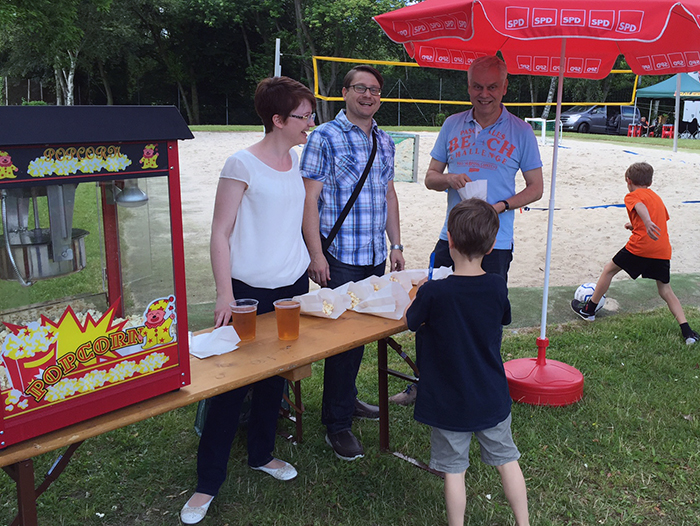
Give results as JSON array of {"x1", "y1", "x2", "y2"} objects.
[
  {"x1": 674, "y1": 74, "x2": 681, "y2": 152},
  {"x1": 539, "y1": 38, "x2": 566, "y2": 342}
]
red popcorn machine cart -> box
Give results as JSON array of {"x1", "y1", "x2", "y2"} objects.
[{"x1": 0, "y1": 106, "x2": 193, "y2": 449}]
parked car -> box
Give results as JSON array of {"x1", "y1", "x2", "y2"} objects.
[{"x1": 561, "y1": 105, "x2": 641, "y2": 135}]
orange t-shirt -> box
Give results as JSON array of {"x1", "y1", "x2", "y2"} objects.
[{"x1": 624, "y1": 188, "x2": 672, "y2": 260}]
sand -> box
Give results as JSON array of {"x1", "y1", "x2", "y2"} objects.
[{"x1": 177, "y1": 131, "x2": 700, "y2": 305}]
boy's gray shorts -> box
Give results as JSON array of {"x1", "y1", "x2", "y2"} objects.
[{"x1": 429, "y1": 413, "x2": 521, "y2": 474}]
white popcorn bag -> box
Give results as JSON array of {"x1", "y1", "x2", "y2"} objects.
[
  {"x1": 294, "y1": 288, "x2": 350, "y2": 319},
  {"x1": 334, "y1": 280, "x2": 375, "y2": 310},
  {"x1": 352, "y1": 281, "x2": 411, "y2": 320},
  {"x1": 386, "y1": 269, "x2": 423, "y2": 291}
]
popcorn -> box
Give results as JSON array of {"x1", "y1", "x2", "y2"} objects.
[
  {"x1": 322, "y1": 300, "x2": 335, "y2": 316},
  {"x1": 347, "y1": 291, "x2": 361, "y2": 309},
  {"x1": 1, "y1": 300, "x2": 145, "y2": 349},
  {"x1": 43, "y1": 353, "x2": 168, "y2": 402},
  {"x1": 0, "y1": 365, "x2": 9, "y2": 390}
]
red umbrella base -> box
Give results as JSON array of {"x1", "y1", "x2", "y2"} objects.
[{"x1": 504, "y1": 358, "x2": 584, "y2": 407}]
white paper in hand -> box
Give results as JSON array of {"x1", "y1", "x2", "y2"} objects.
[
  {"x1": 190, "y1": 326, "x2": 241, "y2": 359},
  {"x1": 456, "y1": 179, "x2": 487, "y2": 201}
]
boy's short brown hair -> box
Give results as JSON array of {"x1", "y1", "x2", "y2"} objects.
[
  {"x1": 625, "y1": 162, "x2": 654, "y2": 187},
  {"x1": 254, "y1": 76, "x2": 316, "y2": 134},
  {"x1": 447, "y1": 198, "x2": 499, "y2": 260}
]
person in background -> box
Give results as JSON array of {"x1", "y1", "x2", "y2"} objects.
[
  {"x1": 405, "y1": 198, "x2": 530, "y2": 526},
  {"x1": 571, "y1": 162, "x2": 699, "y2": 345},
  {"x1": 180, "y1": 76, "x2": 315, "y2": 524},
  {"x1": 390, "y1": 54, "x2": 543, "y2": 406},
  {"x1": 300, "y1": 64, "x2": 404, "y2": 461},
  {"x1": 639, "y1": 116, "x2": 650, "y2": 136}
]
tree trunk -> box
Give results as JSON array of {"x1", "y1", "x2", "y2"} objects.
[
  {"x1": 541, "y1": 77, "x2": 557, "y2": 120},
  {"x1": 54, "y1": 67, "x2": 64, "y2": 106},
  {"x1": 293, "y1": 0, "x2": 338, "y2": 123},
  {"x1": 190, "y1": 77, "x2": 200, "y2": 125},
  {"x1": 241, "y1": 24, "x2": 252, "y2": 68},
  {"x1": 97, "y1": 60, "x2": 114, "y2": 105},
  {"x1": 528, "y1": 76, "x2": 536, "y2": 118},
  {"x1": 55, "y1": 50, "x2": 79, "y2": 106},
  {"x1": 177, "y1": 81, "x2": 194, "y2": 124}
]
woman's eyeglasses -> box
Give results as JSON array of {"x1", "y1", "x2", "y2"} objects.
[{"x1": 289, "y1": 112, "x2": 316, "y2": 123}]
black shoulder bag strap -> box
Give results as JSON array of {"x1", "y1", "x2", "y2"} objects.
[{"x1": 321, "y1": 130, "x2": 378, "y2": 252}]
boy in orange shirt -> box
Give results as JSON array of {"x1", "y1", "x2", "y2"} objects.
[{"x1": 571, "y1": 162, "x2": 698, "y2": 345}]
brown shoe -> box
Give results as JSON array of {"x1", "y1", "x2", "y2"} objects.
[{"x1": 389, "y1": 383, "x2": 417, "y2": 406}]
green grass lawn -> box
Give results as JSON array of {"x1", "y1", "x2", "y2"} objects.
[{"x1": 2, "y1": 306, "x2": 698, "y2": 525}]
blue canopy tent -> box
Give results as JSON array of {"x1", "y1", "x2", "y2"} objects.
[{"x1": 635, "y1": 73, "x2": 700, "y2": 149}]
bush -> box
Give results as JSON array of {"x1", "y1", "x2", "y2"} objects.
[
  {"x1": 435, "y1": 112, "x2": 447, "y2": 126},
  {"x1": 21, "y1": 99, "x2": 48, "y2": 106}
]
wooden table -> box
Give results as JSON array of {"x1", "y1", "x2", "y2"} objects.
[{"x1": 1, "y1": 309, "x2": 409, "y2": 526}]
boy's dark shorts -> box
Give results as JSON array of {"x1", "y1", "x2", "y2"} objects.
[{"x1": 612, "y1": 247, "x2": 670, "y2": 284}]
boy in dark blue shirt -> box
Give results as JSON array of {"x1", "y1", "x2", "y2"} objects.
[{"x1": 405, "y1": 198, "x2": 529, "y2": 526}]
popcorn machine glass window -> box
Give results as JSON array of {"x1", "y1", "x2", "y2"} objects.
[{"x1": 0, "y1": 106, "x2": 193, "y2": 448}]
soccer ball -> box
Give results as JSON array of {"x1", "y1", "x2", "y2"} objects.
[{"x1": 574, "y1": 283, "x2": 605, "y2": 312}]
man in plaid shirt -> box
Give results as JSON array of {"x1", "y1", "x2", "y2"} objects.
[{"x1": 301, "y1": 65, "x2": 404, "y2": 462}]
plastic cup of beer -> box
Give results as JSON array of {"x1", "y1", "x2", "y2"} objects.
[
  {"x1": 273, "y1": 298, "x2": 301, "y2": 341},
  {"x1": 230, "y1": 299, "x2": 258, "y2": 341}
]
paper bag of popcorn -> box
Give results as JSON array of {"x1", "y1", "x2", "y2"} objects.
[
  {"x1": 386, "y1": 270, "x2": 421, "y2": 292},
  {"x1": 332, "y1": 280, "x2": 371, "y2": 310},
  {"x1": 293, "y1": 288, "x2": 350, "y2": 319},
  {"x1": 347, "y1": 278, "x2": 411, "y2": 320}
]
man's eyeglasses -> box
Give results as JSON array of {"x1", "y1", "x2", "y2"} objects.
[
  {"x1": 289, "y1": 112, "x2": 316, "y2": 123},
  {"x1": 347, "y1": 84, "x2": 381, "y2": 96}
]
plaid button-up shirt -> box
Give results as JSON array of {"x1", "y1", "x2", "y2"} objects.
[{"x1": 300, "y1": 110, "x2": 395, "y2": 266}]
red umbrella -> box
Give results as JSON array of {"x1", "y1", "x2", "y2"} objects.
[{"x1": 375, "y1": 0, "x2": 700, "y2": 405}]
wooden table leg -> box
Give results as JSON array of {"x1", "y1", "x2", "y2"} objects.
[
  {"x1": 3, "y1": 459, "x2": 38, "y2": 526},
  {"x1": 3, "y1": 441, "x2": 84, "y2": 526},
  {"x1": 378, "y1": 338, "x2": 390, "y2": 451}
]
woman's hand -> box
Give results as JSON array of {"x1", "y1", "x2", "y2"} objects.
[{"x1": 214, "y1": 294, "x2": 234, "y2": 328}]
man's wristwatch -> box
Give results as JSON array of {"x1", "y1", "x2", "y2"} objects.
[
  {"x1": 498, "y1": 199, "x2": 510, "y2": 212},
  {"x1": 389, "y1": 244, "x2": 404, "y2": 251}
]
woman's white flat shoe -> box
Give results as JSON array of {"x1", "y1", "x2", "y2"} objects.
[
  {"x1": 250, "y1": 459, "x2": 298, "y2": 481},
  {"x1": 180, "y1": 495, "x2": 214, "y2": 525}
]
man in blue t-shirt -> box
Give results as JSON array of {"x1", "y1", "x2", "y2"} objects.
[
  {"x1": 426, "y1": 55, "x2": 543, "y2": 281},
  {"x1": 391, "y1": 55, "x2": 544, "y2": 407}
]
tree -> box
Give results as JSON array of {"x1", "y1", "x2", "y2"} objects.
[
  {"x1": 291, "y1": 0, "x2": 411, "y2": 122},
  {"x1": 0, "y1": 0, "x2": 111, "y2": 105}
]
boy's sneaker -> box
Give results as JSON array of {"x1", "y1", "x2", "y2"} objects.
[
  {"x1": 686, "y1": 330, "x2": 699, "y2": 345},
  {"x1": 389, "y1": 383, "x2": 417, "y2": 406},
  {"x1": 571, "y1": 299, "x2": 595, "y2": 321},
  {"x1": 325, "y1": 430, "x2": 364, "y2": 461}
]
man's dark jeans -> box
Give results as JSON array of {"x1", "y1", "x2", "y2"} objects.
[{"x1": 322, "y1": 251, "x2": 385, "y2": 434}]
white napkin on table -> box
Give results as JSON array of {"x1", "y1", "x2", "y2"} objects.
[{"x1": 189, "y1": 326, "x2": 241, "y2": 359}]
